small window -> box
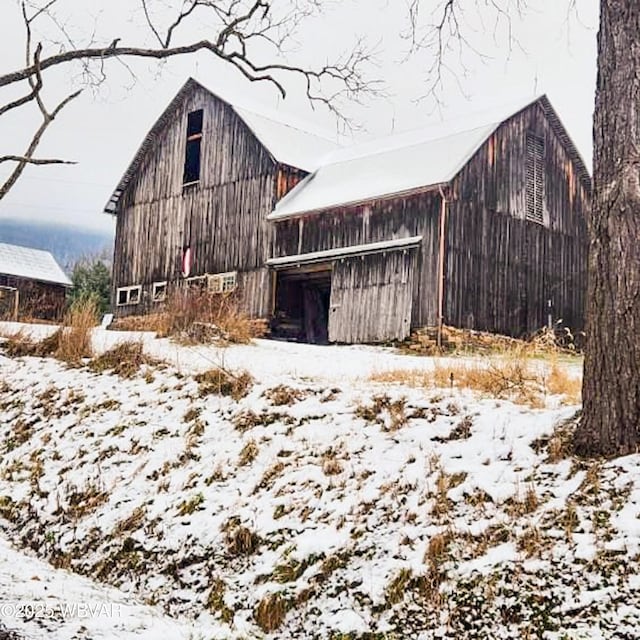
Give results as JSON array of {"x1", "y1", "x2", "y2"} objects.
[
  {"x1": 207, "y1": 271, "x2": 237, "y2": 294},
  {"x1": 152, "y1": 281, "x2": 167, "y2": 302},
  {"x1": 116, "y1": 285, "x2": 142, "y2": 306},
  {"x1": 186, "y1": 275, "x2": 207, "y2": 289},
  {"x1": 526, "y1": 133, "x2": 545, "y2": 224},
  {"x1": 183, "y1": 109, "x2": 203, "y2": 185}
]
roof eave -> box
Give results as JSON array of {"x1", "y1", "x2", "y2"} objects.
[{"x1": 268, "y1": 181, "x2": 451, "y2": 222}]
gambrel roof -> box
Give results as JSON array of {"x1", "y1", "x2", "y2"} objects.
[
  {"x1": 269, "y1": 95, "x2": 591, "y2": 220},
  {"x1": 104, "y1": 78, "x2": 340, "y2": 213},
  {"x1": 0, "y1": 242, "x2": 72, "y2": 287}
]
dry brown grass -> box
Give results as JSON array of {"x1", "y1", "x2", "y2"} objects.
[
  {"x1": 407, "y1": 323, "x2": 583, "y2": 357},
  {"x1": 385, "y1": 567, "x2": 413, "y2": 606},
  {"x1": 89, "y1": 341, "x2": 161, "y2": 378},
  {"x1": 321, "y1": 451, "x2": 343, "y2": 476},
  {"x1": 1, "y1": 328, "x2": 56, "y2": 357},
  {"x1": 238, "y1": 439, "x2": 259, "y2": 466},
  {"x1": 56, "y1": 299, "x2": 98, "y2": 362},
  {"x1": 546, "y1": 364, "x2": 582, "y2": 404},
  {"x1": 355, "y1": 394, "x2": 408, "y2": 430},
  {"x1": 206, "y1": 578, "x2": 234, "y2": 623},
  {"x1": 112, "y1": 288, "x2": 266, "y2": 344},
  {"x1": 263, "y1": 384, "x2": 308, "y2": 406},
  {"x1": 224, "y1": 521, "x2": 260, "y2": 556},
  {"x1": 370, "y1": 353, "x2": 581, "y2": 407},
  {"x1": 517, "y1": 525, "x2": 544, "y2": 557},
  {"x1": 425, "y1": 530, "x2": 453, "y2": 566},
  {"x1": 114, "y1": 506, "x2": 146, "y2": 535},
  {"x1": 1, "y1": 299, "x2": 97, "y2": 363},
  {"x1": 254, "y1": 592, "x2": 288, "y2": 633},
  {"x1": 195, "y1": 367, "x2": 253, "y2": 401}
]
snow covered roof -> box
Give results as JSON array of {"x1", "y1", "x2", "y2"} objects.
[
  {"x1": 267, "y1": 236, "x2": 423, "y2": 268},
  {"x1": 269, "y1": 124, "x2": 497, "y2": 220},
  {"x1": 233, "y1": 105, "x2": 340, "y2": 173},
  {"x1": 0, "y1": 242, "x2": 72, "y2": 287},
  {"x1": 105, "y1": 78, "x2": 340, "y2": 213},
  {"x1": 269, "y1": 94, "x2": 591, "y2": 220}
]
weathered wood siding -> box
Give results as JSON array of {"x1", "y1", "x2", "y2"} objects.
[
  {"x1": 328, "y1": 250, "x2": 417, "y2": 343},
  {"x1": 445, "y1": 102, "x2": 589, "y2": 336},
  {"x1": 271, "y1": 192, "x2": 442, "y2": 327},
  {"x1": 113, "y1": 85, "x2": 277, "y2": 316},
  {"x1": 0, "y1": 275, "x2": 67, "y2": 321}
]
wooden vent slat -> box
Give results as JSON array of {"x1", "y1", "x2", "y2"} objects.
[{"x1": 526, "y1": 133, "x2": 544, "y2": 225}]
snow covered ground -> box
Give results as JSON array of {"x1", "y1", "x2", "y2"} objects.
[
  {"x1": 0, "y1": 533, "x2": 209, "y2": 640},
  {"x1": 0, "y1": 324, "x2": 637, "y2": 639}
]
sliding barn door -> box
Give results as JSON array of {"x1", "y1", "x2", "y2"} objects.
[{"x1": 328, "y1": 250, "x2": 416, "y2": 344}]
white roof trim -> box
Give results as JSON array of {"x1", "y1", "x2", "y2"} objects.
[{"x1": 267, "y1": 236, "x2": 423, "y2": 268}]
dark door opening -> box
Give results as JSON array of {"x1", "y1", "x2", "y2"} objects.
[{"x1": 272, "y1": 267, "x2": 332, "y2": 344}]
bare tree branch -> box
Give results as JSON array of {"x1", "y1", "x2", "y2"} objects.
[
  {"x1": 0, "y1": 0, "x2": 379, "y2": 200},
  {"x1": 0, "y1": 79, "x2": 82, "y2": 200},
  {"x1": 403, "y1": 0, "x2": 529, "y2": 105},
  {"x1": 0, "y1": 156, "x2": 76, "y2": 165}
]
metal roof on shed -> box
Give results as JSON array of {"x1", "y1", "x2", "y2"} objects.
[{"x1": 0, "y1": 243, "x2": 72, "y2": 287}]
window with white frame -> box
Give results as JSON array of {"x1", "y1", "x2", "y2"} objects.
[
  {"x1": 116, "y1": 285, "x2": 141, "y2": 306},
  {"x1": 207, "y1": 271, "x2": 237, "y2": 293},
  {"x1": 186, "y1": 275, "x2": 207, "y2": 289},
  {"x1": 152, "y1": 281, "x2": 167, "y2": 302}
]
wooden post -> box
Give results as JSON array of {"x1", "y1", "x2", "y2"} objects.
[
  {"x1": 13, "y1": 288, "x2": 19, "y2": 321},
  {"x1": 436, "y1": 186, "x2": 449, "y2": 349}
]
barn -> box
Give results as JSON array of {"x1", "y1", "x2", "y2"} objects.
[
  {"x1": 0, "y1": 242, "x2": 71, "y2": 320},
  {"x1": 105, "y1": 78, "x2": 338, "y2": 320},
  {"x1": 106, "y1": 79, "x2": 590, "y2": 344}
]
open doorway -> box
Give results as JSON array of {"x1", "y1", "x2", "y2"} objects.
[{"x1": 271, "y1": 266, "x2": 332, "y2": 344}]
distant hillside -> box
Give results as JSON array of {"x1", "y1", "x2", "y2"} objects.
[{"x1": 0, "y1": 218, "x2": 114, "y2": 272}]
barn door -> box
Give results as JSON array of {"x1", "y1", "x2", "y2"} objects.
[{"x1": 328, "y1": 249, "x2": 416, "y2": 344}]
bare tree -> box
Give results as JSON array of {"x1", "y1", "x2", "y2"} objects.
[
  {"x1": 409, "y1": 0, "x2": 640, "y2": 458},
  {"x1": 0, "y1": 0, "x2": 378, "y2": 200}
]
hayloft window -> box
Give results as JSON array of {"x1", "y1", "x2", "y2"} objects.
[
  {"x1": 526, "y1": 133, "x2": 545, "y2": 225},
  {"x1": 183, "y1": 109, "x2": 203, "y2": 185},
  {"x1": 116, "y1": 285, "x2": 141, "y2": 306}
]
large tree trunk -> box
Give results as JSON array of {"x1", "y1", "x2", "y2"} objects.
[{"x1": 575, "y1": 0, "x2": 640, "y2": 457}]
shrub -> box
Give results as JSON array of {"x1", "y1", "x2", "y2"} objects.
[{"x1": 69, "y1": 257, "x2": 111, "y2": 315}]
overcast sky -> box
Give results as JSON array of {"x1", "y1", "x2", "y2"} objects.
[{"x1": 0, "y1": 0, "x2": 598, "y2": 234}]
